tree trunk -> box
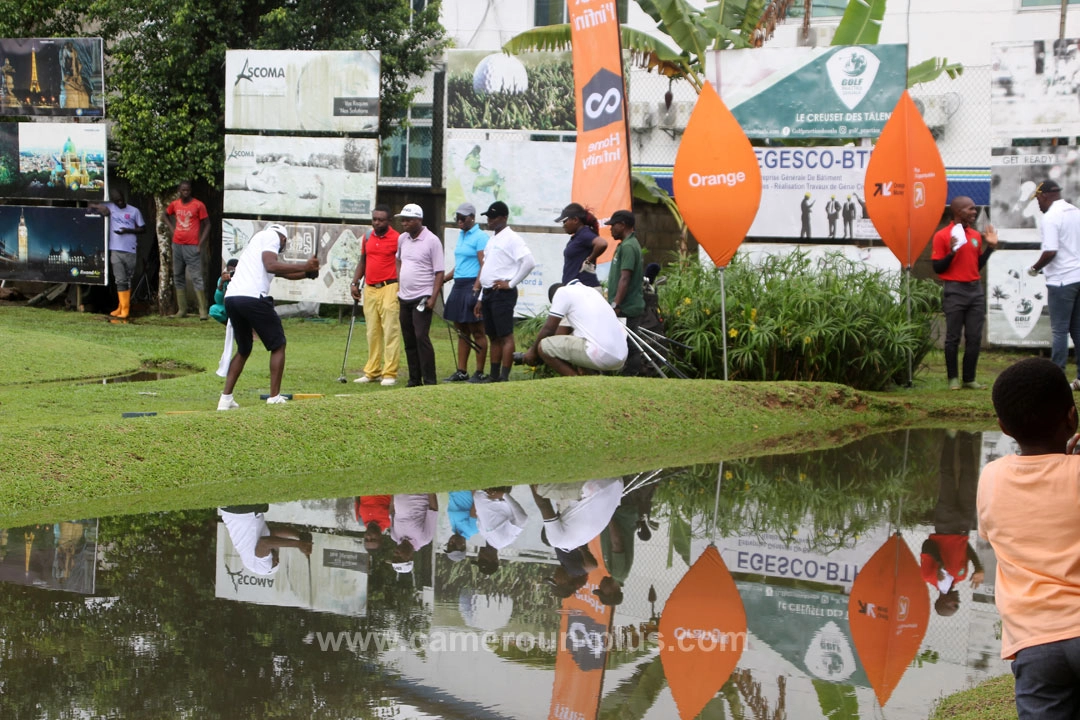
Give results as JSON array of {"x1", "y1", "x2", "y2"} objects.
[{"x1": 154, "y1": 192, "x2": 174, "y2": 316}]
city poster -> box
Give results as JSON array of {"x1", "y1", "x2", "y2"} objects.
[
  {"x1": 0, "y1": 38, "x2": 105, "y2": 117},
  {"x1": 0, "y1": 122, "x2": 106, "y2": 200},
  {"x1": 0, "y1": 205, "x2": 107, "y2": 284}
]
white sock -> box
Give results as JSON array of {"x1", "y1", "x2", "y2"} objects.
[{"x1": 220, "y1": 393, "x2": 233, "y2": 401}]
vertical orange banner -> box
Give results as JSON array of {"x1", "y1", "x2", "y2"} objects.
[
  {"x1": 548, "y1": 538, "x2": 611, "y2": 720},
  {"x1": 672, "y1": 82, "x2": 763, "y2": 268},
  {"x1": 864, "y1": 91, "x2": 948, "y2": 268},
  {"x1": 847, "y1": 533, "x2": 930, "y2": 708},
  {"x1": 569, "y1": 0, "x2": 633, "y2": 257}
]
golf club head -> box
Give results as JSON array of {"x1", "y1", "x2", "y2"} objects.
[{"x1": 337, "y1": 376, "x2": 348, "y2": 383}]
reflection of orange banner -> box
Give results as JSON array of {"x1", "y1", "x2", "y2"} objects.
[
  {"x1": 569, "y1": 0, "x2": 632, "y2": 261},
  {"x1": 549, "y1": 538, "x2": 611, "y2": 720}
]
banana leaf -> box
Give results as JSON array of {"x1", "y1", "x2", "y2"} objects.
[
  {"x1": 636, "y1": 0, "x2": 714, "y2": 60},
  {"x1": 831, "y1": 0, "x2": 886, "y2": 45},
  {"x1": 907, "y1": 56, "x2": 964, "y2": 87},
  {"x1": 502, "y1": 25, "x2": 687, "y2": 77}
]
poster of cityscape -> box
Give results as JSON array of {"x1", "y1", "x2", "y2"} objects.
[
  {"x1": 0, "y1": 122, "x2": 106, "y2": 200},
  {"x1": 0, "y1": 38, "x2": 105, "y2": 117},
  {"x1": 0, "y1": 205, "x2": 107, "y2": 284}
]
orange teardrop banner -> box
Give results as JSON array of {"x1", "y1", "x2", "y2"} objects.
[
  {"x1": 658, "y1": 545, "x2": 747, "y2": 719},
  {"x1": 672, "y1": 82, "x2": 763, "y2": 268},
  {"x1": 847, "y1": 533, "x2": 930, "y2": 708},
  {"x1": 864, "y1": 91, "x2": 948, "y2": 268}
]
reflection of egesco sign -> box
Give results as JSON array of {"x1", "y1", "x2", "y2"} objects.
[{"x1": 734, "y1": 551, "x2": 859, "y2": 584}]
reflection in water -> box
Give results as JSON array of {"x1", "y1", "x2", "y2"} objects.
[{"x1": 0, "y1": 429, "x2": 1014, "y2": 719}]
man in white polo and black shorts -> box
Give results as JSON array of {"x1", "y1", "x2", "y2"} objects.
[
  {"x1": 217, "y1": 223, "x2": 319, "y2": 410},
  {"x1": 521, "y1": 281, "x2": 628, "y2": 376},
  {"x1": 474, "y1": 201, "x2": 535, "y2": 382}
]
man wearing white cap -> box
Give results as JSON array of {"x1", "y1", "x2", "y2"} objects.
[
  {"x1": 395, "y1": 203, "x2": 445, "y2": 387},
  {"x1": 217, "y1": 223, "x2": 320, "y2": 410}
]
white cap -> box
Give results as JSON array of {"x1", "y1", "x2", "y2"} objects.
[
  {"x1": 391, "y1": 561, "x2": 414, "y2": 574},
  {"x1": 265, "y1": 223, "x2": 288, "y2": 237},
  {"x1": 395, "y1": 203, "x2": 424, "y2": 219}
]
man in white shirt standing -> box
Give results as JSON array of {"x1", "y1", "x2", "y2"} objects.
[
  {"x1": 521, "y1": 281, "x2": 628, "y2": 375},
  {"x1": 1028, "y1": 179, "x2": 1080, "y2": 389},
  {"x1": 217, "y1": 223, "x2": 319, "y2": 410},
  {"x1": 474, "y1": 201, "x2": 535, "y2": 382}
]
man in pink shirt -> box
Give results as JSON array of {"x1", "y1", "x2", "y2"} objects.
[{"x1": 979, "y1": 357, "x2": 1080, "y2": 718}]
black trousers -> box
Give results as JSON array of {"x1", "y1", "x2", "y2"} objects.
[
  {"x1": 942, "y1": 280, "x2": 985, "y2": 383},
  {"x1": 399, "y1": 297, "x2": 437, "y2": 386}
]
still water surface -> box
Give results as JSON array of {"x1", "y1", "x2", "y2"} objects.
[{"x1": 0, "y1": 429, "x2": 1016, "y2": 719}]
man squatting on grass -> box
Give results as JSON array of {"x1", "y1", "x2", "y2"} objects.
[
  {"x1": 521, "y1": 281, "x2": 628, "y2": 376},
  {"x1": 217, "y1": 224, "x2": 319, "y2": 410},
  {"x1": 978, "y1": 358, "x2": 1080, "y2": 719}
]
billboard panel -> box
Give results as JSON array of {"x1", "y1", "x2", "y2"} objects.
[
  {"x1": 446, "y1": 50, "x2": 575, "y2": 131},
  {"x1": 0, "y1": 122, "x2": 106, "y2": 200},
  {"x1": 224, "y1": 50, "x2": 380, "y2": 133},
  {"x1": 222, "y1": 218, "x2": 367, "y2": 305},
  {"x1": 0, "y1": 205, "x2": 107, "y2": 284},
  {"x1": 715, "y1": 45, "x2": 908, "y2": 138},
  {"x1": 990, "y1": 145, "x2": 1080, "y2": 244},
  {"x1": 445, "y1": 135, "x2": 575, "y2": 226},
  {"x1": 986, "y1": 250, "x2": 1054, "y2": 347},
  {"x1": 223, "y1": 134, "x2": 378, "y2": 220},
  {"x1": 991, "y1": 39, "x2": 1080, "y2": 139},
  {"x1": 0, "y1": 38, "x2": 105, "y2": 117},
  {"x1": 0, "y1": 520, "x2": 98, "y2": 594}
]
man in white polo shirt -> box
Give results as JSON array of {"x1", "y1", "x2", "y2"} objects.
[
  {"x1": 217, "y1": 223, "x2": 319, "y2": 410},
  {"x1": 1028, "y1": 179, "x2": 1080, "y2": 389},
  {"x1": 521, "y1": 281, "x2": 628, "y2": 375},
  {"x1": 395, "y1": 203, "x2": 445, "y2": 387}
]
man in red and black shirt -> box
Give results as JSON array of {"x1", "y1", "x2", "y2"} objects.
[
  {"x1": 350, "y1": 204, "x2": 402, "y2": 386},
  {"x1": 931, "y1": 196, "x2": 999, "y2": 390}
]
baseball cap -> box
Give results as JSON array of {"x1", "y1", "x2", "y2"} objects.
[
  {"x1": 555, "y1": 203, "x2": 585, "y2": 223},
  {"x1": 603, "y1": 210, "x2": 635, "y2": 227},
  {"x1": 481, "y1": 201, "x2": 509, "y2": 218},
  {"x1": 446, "y1": 550, "x2": 467, "y2": 563},
  {"x1": 1031, "y1": 179, "x2": 1063, "y2": 200},
  {"x1": 396, "y1": 203, "x2": 424, "y2": 219},
  {"x1": 391, "y1": 561, "x2": 414, "y2": 574},
  {"x1": 265, "y1": 223, "x2": 288, "y2": 237},
  {"x1": 455, "y1": 202, "x2": 476, "y2": 218}
]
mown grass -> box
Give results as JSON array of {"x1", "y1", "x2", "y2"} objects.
[
  {"x1": 0, "y1": 305, "x2": 1013, "y2": 526},
  {"x1": 930, "y1": 674, "x2": 1016, "y2": 720}
]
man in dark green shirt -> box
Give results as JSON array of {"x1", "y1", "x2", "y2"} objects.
[{"x1": 605, "y1": 210, "x2": 644, "y2": 375}]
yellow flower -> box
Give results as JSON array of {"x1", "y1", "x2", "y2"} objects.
[
  {"x1": 728, "y1": 328, "x2": 738, "y2": 338},
  {"x1": 803, "y1": 336, "x2": 811, "y2": 344},
  {"x1": 743, "y1": 483, "x2": 749, "y2": 491},
  {"x1": 750, "y1": 308, "x2": 758, "y2": 321},
  {"x1": 704, "y1": 308, "x2": 710, "y2": 316},
  {"x1": 798, "y1": 472, "x2": 806, "y2": 482},
  {"x1": 750, "y1": 324, "x2": 757, "y2": 332},
  {"x1": 724, "y1": 470, "x2": 733, "y2": 480},
  {"x1": 683, "y1": 297, "x2": 691, "y2": 305},
  {"x1": 676, "y1": 309, "x2": 683, "y2": 318}
]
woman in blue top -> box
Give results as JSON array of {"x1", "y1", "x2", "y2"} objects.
[
  {"x1": 555, "y1": 202, "x2": 607, "y2": 287},
  {"x1": 443, "y1": 203, "x2": 490, "y2": 383}
]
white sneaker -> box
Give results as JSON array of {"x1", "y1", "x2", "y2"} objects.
[
  {"x1": 1072, "y1": 378, "x2": 1080, "y2": 392},
  {"x1": 380, "y1": 377, "x2": 397, "y2": 386},
  {"x1": 354, "y1": 375, "x2": 379, "y2": 384},
  {"x1": 266, "y1": 395, "x2": 289, "y2": 404},
  {"x1": 217, "y1": 396, "x2": 239, "y2": 411}
]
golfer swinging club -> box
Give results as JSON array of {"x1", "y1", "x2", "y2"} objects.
[{"x1": 218, "y1": 223, "x2": 319, "y2": 410}]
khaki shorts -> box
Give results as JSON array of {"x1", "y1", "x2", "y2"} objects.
[{"x1": 539, "y1": 335, "x2": 623, "y2": 372}]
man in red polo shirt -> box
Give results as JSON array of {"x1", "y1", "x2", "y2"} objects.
[
  {"x1": 350, "y1": 204, "x2": 401, "y2": 386},
  {"x1": 166, "y1": 180, "x2": 211, "y2": 319},
  {"x1": 931, "y1": 196, "x2": 999, "y2": 390}
]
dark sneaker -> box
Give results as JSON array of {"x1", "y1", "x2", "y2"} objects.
[
  {"x1": 444, "y1": 369, "x2": 469, "y2": 382},
  {"x1": 466, "y1": 371, "x2": 488, "y2": 384},
  {"x1": 962, "y1": 381, "x2": 986, "y2": 390}
]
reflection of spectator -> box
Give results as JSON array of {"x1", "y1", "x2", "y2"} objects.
[
  {"x1": 530, "y1": 479, "x2": 624, "y2": 552},
  {"x1": 444, "y1": 490, "x2": 480, "y2": 562},
  {"x1": 921, "y1": 431, "x2": 984, "y2": 616},
  {"x1": 219, "y1": 504, "x2": 312, "y2": 575},
  {"x1": 473, "y1": 487, "x2": 528, "y2": 549},
  {"x1": 390, "y1": 493, "x2": 438, "y2": 573},
  {"x1": 355, "y1": 495, "x2": 392, "y2": 550}
]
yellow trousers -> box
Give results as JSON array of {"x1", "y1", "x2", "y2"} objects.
[{"x1": 362, "y1": 283, "x2": 401, "y2": 380}]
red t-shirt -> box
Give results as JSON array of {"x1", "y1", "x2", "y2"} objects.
[
  {"x1": 931, "y1": 222, "x2": 983, "y2": 282},
  {"x1": 920, "y1": 534, "x2": 971, "y2": 586},
  {"x1": 356, "y1": 495, "x2": 392, "y2": 531},
  {"x1": 167, "y1": 198, "x2": 209, "y2": 246},
  {"x1": 363, "y1": 227, "x2": 400, "y2": 284}
]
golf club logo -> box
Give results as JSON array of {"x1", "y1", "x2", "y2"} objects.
[
  {"x1": 582, "y1": 68, "x2": 624, "y2": 132},
  {"x1": 826, "y1": 48, "x2": 880, "y2": 111},
  {"x1": 1000, "y1": 263, "x2": 1045, "y2": 340}
]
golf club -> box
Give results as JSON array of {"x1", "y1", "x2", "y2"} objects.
[{"x1": 337, "y1": 301, "x2": 358, "y2": 383}]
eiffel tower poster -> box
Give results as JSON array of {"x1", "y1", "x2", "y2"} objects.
[{"x1": 28, "y1": 44, "x2": 41, "y2": 94}]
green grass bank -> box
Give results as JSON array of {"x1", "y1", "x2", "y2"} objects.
[{"x1": 0, "y1": 306, "x2": 1008, "y2": 526}]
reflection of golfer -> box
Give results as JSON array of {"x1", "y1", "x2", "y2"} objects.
[
  {"x1": 843, "y1": 196, "x2": 857, "y2": 239},
  {"x1": 825, "y1": 195, "x2": 841, "y2": 239},
  {"x1": 800, "y1": 193, "x2": 815, "y2": 240}
]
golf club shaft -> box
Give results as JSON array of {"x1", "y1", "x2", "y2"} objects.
[{"x1": 339, "y1": 301, "x2": 357, "y2": 379}]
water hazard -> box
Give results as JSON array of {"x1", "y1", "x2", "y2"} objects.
[{"x1": 0, "y1": 429, "x2": 1013, "y2": 719}]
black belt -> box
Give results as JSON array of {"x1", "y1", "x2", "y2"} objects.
[{"x1": 367, "y1": 279, "x2": 398, "y2": 288}]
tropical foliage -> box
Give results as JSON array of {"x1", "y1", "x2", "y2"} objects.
[{"x1": 657, "y1": 251, "x2": 940, "y2": 388}]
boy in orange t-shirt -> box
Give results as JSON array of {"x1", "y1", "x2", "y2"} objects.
[{"x1": 978, "y1": 357, "x2": 1080, "y2": 719}]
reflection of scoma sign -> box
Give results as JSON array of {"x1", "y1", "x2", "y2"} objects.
[
  {"x1": 582, "y1": 68, "x2": 623, "y2": 132},
  {"x1": 566, "y1": 616, "x2": 608, "y2": 671}
]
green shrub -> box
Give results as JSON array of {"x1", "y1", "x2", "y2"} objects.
[{"x1": 658, "y1": 252, "x2": 940, "y2": 389}]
